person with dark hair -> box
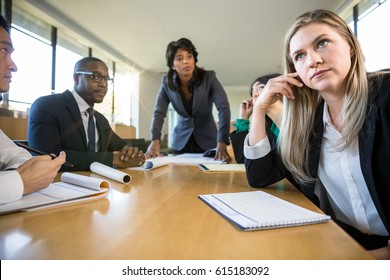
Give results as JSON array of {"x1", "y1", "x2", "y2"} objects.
[
  {"x1": 0, "y1": 15, "x2": 66, "y2": 204},
  {"x1": 230, "y1": 73, "x2": 281, "y2": 163},
  {"x1": 28, "y1": 57, "x2": 145, "y2": 171},
  {"x1": 245, "y1": 9, "x2": 390, "y2": 258},
  {"x1": 145, "y1": 38, "x2": 231, "y2": 161}
]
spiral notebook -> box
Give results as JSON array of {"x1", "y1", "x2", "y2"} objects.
[{"x1": 199, "y1": 191, "x2": 330, "y2": 231}]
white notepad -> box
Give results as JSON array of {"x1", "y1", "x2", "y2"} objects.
[{"x1": 199, "y1": 191, "x2": 330, "y2": 231}]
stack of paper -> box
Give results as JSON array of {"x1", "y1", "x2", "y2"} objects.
[{"x1": 0, "y1": 173, "x2": 109, "y2": 214}]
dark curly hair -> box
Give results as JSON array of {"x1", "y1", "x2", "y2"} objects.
[{"x1": 165, "y1": 38, "x2": 205, "y2": 91}]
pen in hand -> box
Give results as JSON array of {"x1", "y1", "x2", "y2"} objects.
[{"x1": 14, "y1": 142, "x2": 74, "y2": 168}]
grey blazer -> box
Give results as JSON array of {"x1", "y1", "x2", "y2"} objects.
[{"x1": 150, "y1": 70, "x2": 231, "y2": 151}]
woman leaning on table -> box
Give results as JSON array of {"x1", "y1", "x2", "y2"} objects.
[
  {"x1": 145, "y1": 38, "x2": 231, "y2": 162},
  {"x1": 244, "y1": 9, "x2": 390, "y2": 259}
]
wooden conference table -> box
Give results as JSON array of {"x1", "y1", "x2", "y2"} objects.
[{"x1": 0, "y1": 162, "x2": 373, "y2": 260}]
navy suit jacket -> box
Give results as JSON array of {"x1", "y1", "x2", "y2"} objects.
[
  {"x1": 245, "y1": 73, "x2": 390, "y2": 241},
  {"x1": 150, "y1": 70, "x2": 231, "y2": 151},
  {"x1": 28, "y1": 90, "x2": 127, "y2": 171}
]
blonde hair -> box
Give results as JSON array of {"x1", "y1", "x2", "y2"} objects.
[{"x1": 279, "y1": 9, "x2": 368, "y2": 183}]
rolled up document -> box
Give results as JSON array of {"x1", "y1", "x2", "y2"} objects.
[
  {"x1": 90, "y1": 162, "x2": 131, "y2": 184},
  {"x1": 144, "y1": 156, "x2": 171, "y2": 170},
  {"x1": 61, "y1": 172, "x2": 110, "y2": 190}
]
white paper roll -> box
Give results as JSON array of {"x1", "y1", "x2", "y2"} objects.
[
  {"x1": 90, "y1": 162, "x2": 131, "y2": 184},
  {"x1": 144, "y1": 156, "x2": 171, "y2": 170},
  {"x1": 61, "y1": 172, "x2": 110, "y2": 190}
]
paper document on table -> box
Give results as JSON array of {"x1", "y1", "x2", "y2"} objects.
[
  {"x1": 198, "y1": 163, "x2": 245, "y2": 172},
  {"x1": 199, "y1": 191, "x2": 330, "y2": 231},
  {"x1": 0, "y1": 173, "x2": 109, "y2": 215},
  {"x1": 129, "y1": 153, "x2": 226, "y2": 171},
  {"x1": 144, "y1": 156, "x2": 171, "y2": 170},
  {"x1": 172, "y1": 153, "x2": 226, "y2": 164},
  {"x1": 128, "y1": 156, "x2": 171, "y2": 171}
]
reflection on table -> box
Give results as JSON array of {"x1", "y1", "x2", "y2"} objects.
[{"x1": 0, "y1": 164, "x2": 373, "y2": 260}]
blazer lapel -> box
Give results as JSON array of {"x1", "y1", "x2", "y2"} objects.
[
  {"x1": 167, "y1": 74, "x2": 190, "y2": 117},
  {"x1": 300, "y1": 103, "x2": 324, "y2": 199},
  {"x1": 63, "y1": 90, "x2": 88, "y2": 149},
  {"x1": 359, "y1": 102, "x2": 383, "y2": 218}
]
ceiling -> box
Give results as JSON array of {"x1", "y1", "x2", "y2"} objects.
[{"x1": 16, "y1": 0, "x2": 355, "y2": 90}]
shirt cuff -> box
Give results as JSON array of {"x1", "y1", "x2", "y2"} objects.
[
  {"x1": 243, "y1": 134, "x2": 271, "y2": 159},
  {"x1": 0, "y1": 171, "x2": 24, "y2": 204}
]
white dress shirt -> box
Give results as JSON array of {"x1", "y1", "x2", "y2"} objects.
[
  {"x1": 317, "y1": 103, "x2": 388, "y2": 235},
  {"x1": 244, "y1": 102, "x2": 388, "y2": 236},
  {"x1": 0, "y1": 130, "x2": 31, "y2": 204},
  {"x1": 71, "y1": 90, "x2": 99, "y2": 151}
]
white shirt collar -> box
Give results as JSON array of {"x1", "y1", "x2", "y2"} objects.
[{"x1": 71, "y1": 90, "x2": 91, "y2": 114}]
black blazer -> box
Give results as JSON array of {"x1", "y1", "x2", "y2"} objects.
[
  {"x1": 230, "y1": 116, "x2": 278, "y2": 163},
  {"x1": 28, "y1": 90, "x2": 127, "y2": 171},
  {"x1": 230, "y1": 130, "x2": 248, "y2": 163},
  {"x1": 245, "y1": 74, "x2": 390, "y2": 240}
]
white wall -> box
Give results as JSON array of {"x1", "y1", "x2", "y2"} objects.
[
  {"x1": 138, "y1": 70, "x2": 168, "y2": 140},
  {"x1": 224, "y1": 86, "x2": 251, "y2": 122}
]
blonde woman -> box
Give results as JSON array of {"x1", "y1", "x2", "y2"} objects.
[{"x1": 244, "y1": 9, "x2": 390, "y2": 259}]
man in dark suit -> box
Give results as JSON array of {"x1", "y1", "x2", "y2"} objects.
[{"x1": 28, "y1": 57, "x2": 144, "y2": 171}]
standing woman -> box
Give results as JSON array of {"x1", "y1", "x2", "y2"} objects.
[
  {"x1": 245, "y1": 10, "x2": 390, "y2": 258},
  {"x1": 145, "y1": 38, "x2": 231, "y2": 161}
]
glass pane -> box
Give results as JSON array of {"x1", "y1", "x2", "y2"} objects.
[
  {"x1": 56, "y1": 30, "x2": 89, "y2": 93},
  {"x1": 94, "y1": 79, "x2": 114, "y2": 122},
  {"x1": 57, "y1": 31, "x2": 89, "y2": 57},
  {"x1": 8, "y1": 26, "x2": 52, "y2": 111},
  {"x1": 12, "y1": 6, "x2": 51, "y2": 42},
  {"x1": 113, "y1": 72, "x2": 139, "y2": 126},
  {"x1": 358, "y1": 0, "x2": 390, "y2": 71},
  {"x1": 92, "y1": 51, "x2": 114, "y2": 121},
  {"x1": 55, "y1": 45, "x2": 83, "y2": 93}
]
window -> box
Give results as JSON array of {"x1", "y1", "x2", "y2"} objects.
[
  {"x1": 9, "y1": 25, "x2": 52, "y2": 111},
  {"x1": 113, "y1": 69, "x2": 139, "y2": 126},
  {"x1": 92, "y1": 50, "x2": 114, "y2": 121},
  {"x1": 55, "y1": 31, "x2": 88, "y2": 93},
  {"x1": 357, "y1": 0, "x2": 390, "y2": 71},
  {"x1": 345, "y1": 0, "x2": 390, "y2": 71},
  {"x1": 3, "y1": 4, "x2": 140, "y2": 131},
  {"x1": 55, "y1": 46, "x2": 83, "y2": 93}
]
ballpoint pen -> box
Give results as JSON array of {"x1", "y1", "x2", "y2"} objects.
[{"x1": 14, "y1": 142, "x2": 74, "y2": 168}]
